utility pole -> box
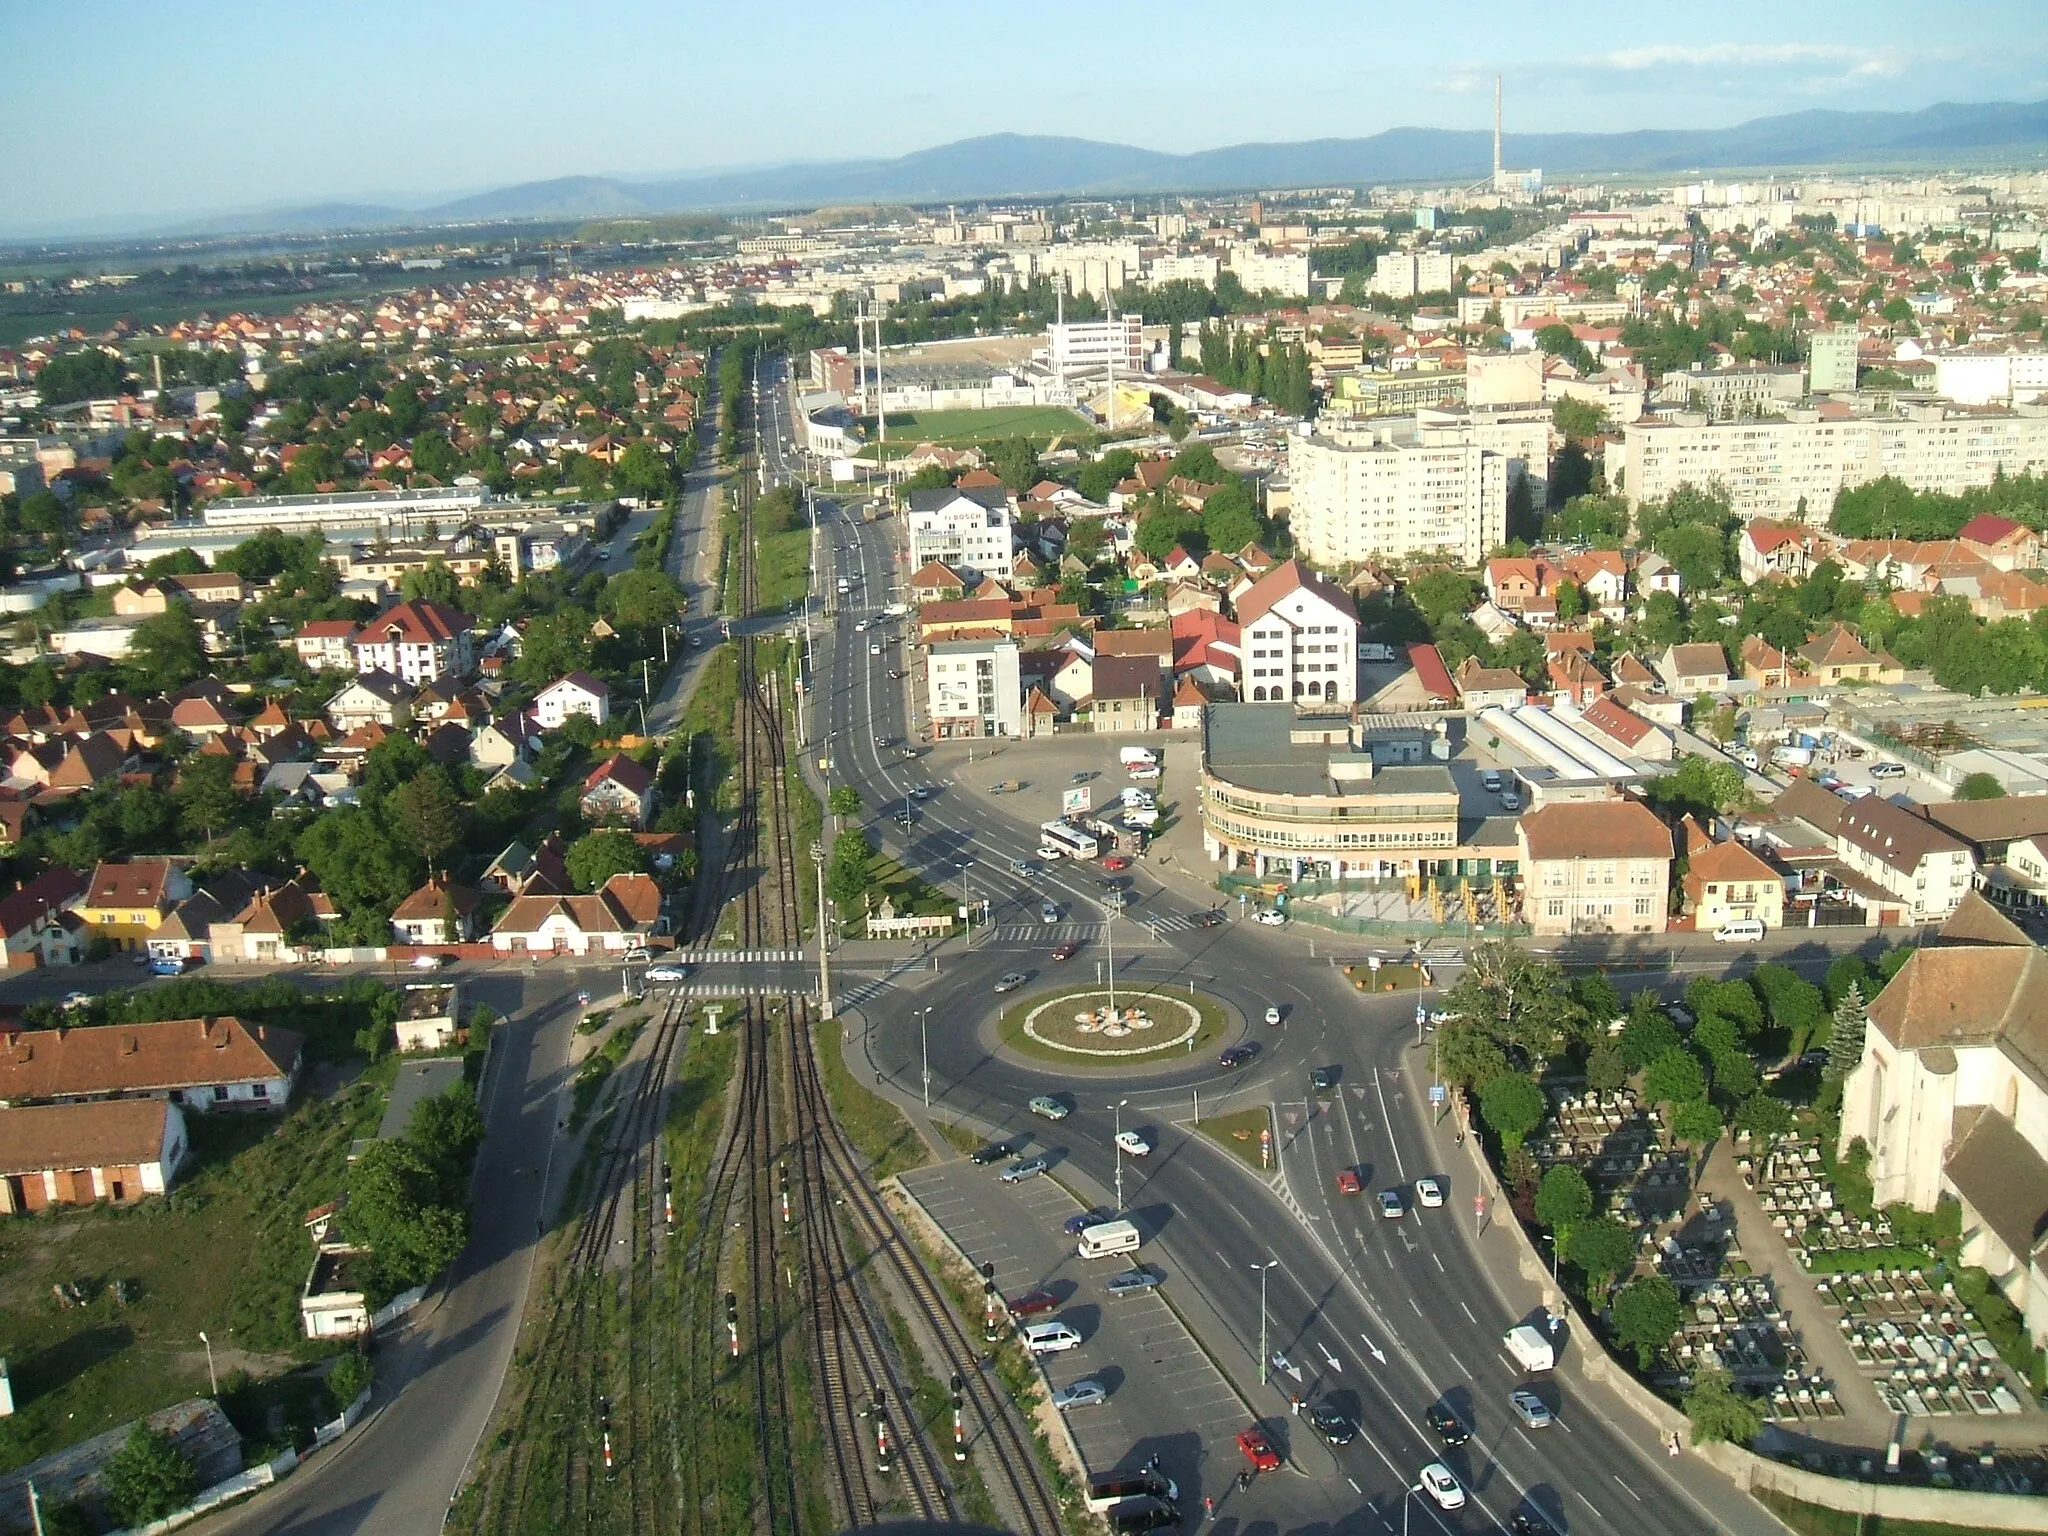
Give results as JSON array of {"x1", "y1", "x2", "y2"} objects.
[
  {"x1": 918, "y1": 1006, "x2": 933, "y2": 1108},
  {"x1": 811, "y1": 844, "x2": 833, "y2": 1020},
  {"x1": 1113, "y1": 1097, "x2": 1129, "y2": 1210},
  {"x1": 1248, "y1": 1259, "x2": 1277, "y2": 1384}
]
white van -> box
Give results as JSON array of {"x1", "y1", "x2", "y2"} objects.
[
  {"x1": 1120, "y1": 787, "x2": 1155, "y2": 809},
  {"x1": 1504, "y1": 1323, "x2": 1556, "y2": 1372},
  {"x1": 1123, "y1": 808, "x2": 1159, "y2": 828},
  {"x1": 1713, "y1": 918, "x2": 1766, "y2": 944},
  {"x1": 1077, "y1": 1219, "x2": 1141, "y2": 1259},
  {"x1": 1118, "y1": 746, "x2": 1158, "y2": 767},
  {"x1": 1022, "y1": 1321, "x2": 1083, "y2": 1355}
]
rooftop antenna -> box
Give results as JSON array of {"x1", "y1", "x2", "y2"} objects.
[{"x1": 1493, "y1": 75, "x2": 1503, "y2": 190}]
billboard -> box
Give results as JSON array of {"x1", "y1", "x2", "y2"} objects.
[{"x1": 1061, "y1": 787, "x2": 1091, "y2": 816}]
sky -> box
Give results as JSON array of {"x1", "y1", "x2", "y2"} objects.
[{"x1": 3, "y1": 0, "x2": 2047, "y2": 238}]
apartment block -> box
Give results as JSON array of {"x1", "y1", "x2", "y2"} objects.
[
  {"x1": 1286, "y1": 418, "x2": 1508, "y2": 566},
  {"x1": 906, "y1": 486, "x2": 1013, "y2": 579},
  {"x1": 926, "y1": 638, "x2": 1021, "y2": 740}
]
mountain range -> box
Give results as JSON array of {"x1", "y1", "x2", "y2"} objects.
[{"x1": 132, "y1": 97, "x2": 2048, "y2": 239}]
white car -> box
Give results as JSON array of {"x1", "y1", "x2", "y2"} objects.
[
  {"x1": 1252, "y1": 908, "x2": 1286, "y2": 926},
  {"x1": 623, "y1": 946, "x2": 651, "y2": 962},
  {"x1": 1713, "y1": 919, "x2": 1765, "y2": 944},
  {"x1": 1114, "y1": 1130, "x2": 1151, "y2": 1157},
  {"x1": 1263, "y1": 1005, "x2": 1283, "y2": 1026},
  {"x1": 646, "y1": 964, "x2": 690, "y2": 983},
  {"x1": 1416, "y1": 1176, "x2": 1445, "y2": 1209},
  {"x1": 1419, "y1": 1462, "x2": 1466, "y2": 1510},
  {"x1": 1870, "y1": 761, "x2": 1907, "y2": 779},
  {"x1": 410, "y1": 953, "x2": 449, "y2": 970}
]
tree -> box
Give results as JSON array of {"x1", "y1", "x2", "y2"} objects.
[
  {"x1": 400, "y1": 559, "x2": 461, "y2": 608},
  {"x1": 1534, "y1": 323, "x2": 1596, "y2": 374},
  {"x1": 1200, "y1": 479, "x2": 1262, "y2": 555},
  {"x1": 1584, "y1": 1040, "x2": 1627, "y2": 1094},
  {"x1": 1617, "y1": 992, "x2": 1681, "y2": 1071},
  {"x1": 565, "y1": 829, "x2": 646, "y2": 892},
  {"x1": 1407, "y1": 570, "x2": 1480, "y2": 630},
  {"x1": 1610, "y1": 1274, "x2": 1681, "y2": 1369},
  {"x1": 1568, "y1": 1216, "x2": 1636, "y2": 1295},
  {"x1": 341, "y1": 1138, "x2": 468, "y2": 1289},
  {"x1": 1534, "y1": 1165, "x2": 1593, "y2": 1243},
  {"x1": 1734, "y1": 1092, "x2": 1794, "y2": 1141},
  {"x1": 360, "y1": 734, "x2": 434, "y2": 809},
  {"x1": 128, "y1": 606, "x2": 206, "y2": 692},
  {"x1": 393, "y1": 767, "x2": 464, "y2": 872},
  {"x1": 173, "y1": 751, "x2": 241, "y2": 843},
  {"x1": 603, "y1": 567, "x2": 686, "y2": 632},
  {"x1": 37, "y1": 348, "x2": 126, "y2": 405},
  {"x1": 826, "y1": 828, "x2": 873, "y2": 908},
  {"x1": 828, "y1": 786, "x2": 861, "y2": 819},
  {"x1": 1554, "y1": 580, "x2": 1585, "y2": 624},
  {"x1": 1477, "y1": 1071, "x2": 1546, "y2": 1153},
  {"x1": 1552, "y1": 396, "x2": 1606, "y2": 443},
  {"x1": 1442, "y1": 941, "x2": 1586, "y2": 1063},
  {"x1": 612, "y1": 440, "x2": 673, "y2": 502},
  {"x1": 1643, "y1": 1046, "x2": 1707, "y2": 1109},
  {"x1": 101, "y1": 1425, "x2": 198, "y2": 1525},
  {"x1": 986, "y1": 437, "x2": 1040, "y2": 493},
  {"x1": 407, "y1": 1083, "x2": 485, "y2": 1200},
  {"x1": 1671, "y1": 1096, "x2": 1724, "y2": 1151},
  {"x1": 1684, "y1": 1368, "x2": 1764, "y2": 1446},
  {"x1": 1753, "y1": 965, "x2": 1826, "y2": 1055},
  {"x1": 1824, "y1": 982, "x2": 1867, "y2": 1080},
  {"x1": 1956, "y1": 772, "x2": 2006, "y2": 801},
  {"x1": 1641, "y1": 755, "x2": 1746, "y2": 823}
]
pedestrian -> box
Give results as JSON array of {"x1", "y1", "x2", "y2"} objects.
[
  {"x1": 1290, "y1": 1393, "x2": 1301, "y2": 1415},
  {"x1": 1203, "y1": 1495, "x2": 1214, "y2": 1521}
]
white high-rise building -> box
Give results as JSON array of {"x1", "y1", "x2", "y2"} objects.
[
  {"x1": 906, "y1": 486, "x2": 1014, "y2": 578},
  {"x1": 1228, "y1": 248, "x2": 1312, "y2": 298},
  {"x1": 1035, "y1": 243, "x2": 1141, "y2": 299},
  {"x1": 1049, "y1": 316, "x2": 1145, "y2": 385},
  {"x1": 926, "y1": 638, "x2": 1022, "y2": 739},
  {"x1": 1622, "y1": 405, "x2": 2048, "y2": 521},
  {"x1": 1287, "y1": 418, "x2": 1509, "y2": 567}
]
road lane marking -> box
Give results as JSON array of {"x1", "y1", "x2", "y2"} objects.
[
  {"x1": 1612, "y1": 1475, "x2": 1641, "y2": 1502},
  {"x1": 1373, "y1": 1066, "x2": 1408, "y2": 1180},
  {"x1": 1460, "y1": 1301, "x2": 1477, "y2": 1324}
]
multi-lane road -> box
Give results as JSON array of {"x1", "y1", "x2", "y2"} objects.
[{"x1": 778, "y1": 367, "x2": 1801, "y2": 1535}]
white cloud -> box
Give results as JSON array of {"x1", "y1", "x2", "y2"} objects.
[{"x1": 1584, "y1": 42, "x2": 1909, "y2": 77}]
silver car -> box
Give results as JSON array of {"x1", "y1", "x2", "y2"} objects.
[
  {"x1": 1001, "y1": 1156, "x2": 1050, "y2": 1183},
  {"x1": 1050, "y1": 1378, "x2": 1108, "y2": 1411}
]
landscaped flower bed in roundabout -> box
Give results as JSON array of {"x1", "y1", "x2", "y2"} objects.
[{"x1": 995, "y1": 984, "x2": 1232, "y2": 1067}]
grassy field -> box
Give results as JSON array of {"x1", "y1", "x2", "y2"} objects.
[
  {"x1": 996, "y1": 984, "x2": 1229, "y2": 1067},
  {"x1": 865, "y1": 405, "x2": 1088, "y2": 447},
  {"x1": 814, "y1": 1014, "x2": 929, "y2": 1181},
  {"x1": 0, "y1": 1072, "x2": 388, "y2": 1473},
  {"x1": 1756, "y1": 1488, "x2": 2014, "y2": 1536},
  {"x1": 1195, "y1": 1107, "x2": 1276, "y2": 1173}
]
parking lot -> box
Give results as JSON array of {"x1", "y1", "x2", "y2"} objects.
[{"x1": 898, "y1": 1161, "x2": 1251, "y2": 1513}]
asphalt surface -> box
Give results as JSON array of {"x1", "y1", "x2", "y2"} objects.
[{"x1": 775, "y1": 386, "x2": 1820, "y2": 1535}]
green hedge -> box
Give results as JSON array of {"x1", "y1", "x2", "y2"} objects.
[{"x1": 1797, "y1": 1244, "x2": 1935, "y2": 1275}]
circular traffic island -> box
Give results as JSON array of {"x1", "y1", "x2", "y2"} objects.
[{"x1": 996, "y1": 984, "x2": 1232, "y2": 1069}]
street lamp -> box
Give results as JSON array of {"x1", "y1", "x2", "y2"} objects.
[
  {"x1": 197, "y1": 1331, "x2": 218, "y2": 1398},
  {"x1": 1246, "y1": 1258, "x2": 1277, "y2": 1384},
  {"x1": 917, "y1": 1006, "x2": 933, "y2": 1108},
  {"x1": 1112, "y1": 1097, "x2": 1130, "y2": 1210},
  {"x1": 1400, "y1": 1483, "x2": 1423, "y2": 1536}
]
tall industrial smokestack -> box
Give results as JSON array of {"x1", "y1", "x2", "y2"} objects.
[{"x1": 1493, "y1": 75, "x2": 1503, "y2": 187}]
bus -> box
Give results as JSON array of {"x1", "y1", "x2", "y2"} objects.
[{"x1": 1038, "y1": 819, "x2": 1102, "y2": 860}]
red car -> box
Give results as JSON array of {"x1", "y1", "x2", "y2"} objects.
[
  {"x1": 1051, "y1": 941, "x2": 1080, "y2": 961},
  {"x1": 1335, "y1": 1168, "x2": 1363, "y2": 1195},
  {"x1": 1237, "y1": 1426, "x2": 1281, "y2": 1471},
  {"x1": 1101, "y1": 854, "x2": 1130, "y2": 872},
  {"x1": 1006, "y1": 1289, "x2": 1059, "y2": 1318}
]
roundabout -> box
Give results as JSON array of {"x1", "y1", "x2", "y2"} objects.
[{"x1": 995, "y1": 983, "x2": 1232, "y2": 1068}]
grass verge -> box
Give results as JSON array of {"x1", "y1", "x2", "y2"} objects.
[
  {"x1": 567, "y1": 1018, "x2": 643, "y2": 1133},
  {"x1": 996, "y1": 983, "x2": 1229, "y2": 1067},
  {"x1": 1756, "y1": 1488, "x2": 2014, "y2": 1536},
  {"x1": 1195, "y1": 1106, "x2": 1276, "y2": 1173},
  {"x1": 814, "y1": 1015, "x2": 929, "y2": 1181}
]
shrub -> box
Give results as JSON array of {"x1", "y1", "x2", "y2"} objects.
[{"x1": 102, "y1": 1425, "x2": 198, "y2": 1526}]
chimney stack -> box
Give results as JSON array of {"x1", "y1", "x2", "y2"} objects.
[{"x1": 1493, "y1": 75, "x2": 1503, "y2": 188}]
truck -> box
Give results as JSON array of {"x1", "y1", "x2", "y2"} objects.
[
  {"x1": 1077, "y1": 1219, "x2": 1142, "y2": 1259},
  {"x1": 1504, "y1": 1323, "x2": 1556, "y2": 1372},
  {"x1": 1359, "y1": 642, "x2": 1397, "y2": 663},
  {"x1": 1771, "y1": 745, "x2": 1815, "y2": 770},
  {"x1": 1118, "y1": 746, "x2": 1158, "y2": 768},
  {"x1": 883, "y1": 602, "x2": 908, "y2": 617}
]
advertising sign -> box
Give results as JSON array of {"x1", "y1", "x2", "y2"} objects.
[{"x1": 1061, "y1": 787, "x2": 1091, "y2": 816}]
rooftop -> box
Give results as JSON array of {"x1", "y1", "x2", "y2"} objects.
[{"x1": 1202, "y1": 704, "x2": 1454, "y2": 800}]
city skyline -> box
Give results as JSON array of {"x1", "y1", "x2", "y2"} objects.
[{"x1": 2, "y1": 0, "x2": 2046, "y2": 237}]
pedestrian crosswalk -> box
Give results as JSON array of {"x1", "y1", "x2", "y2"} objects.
[
  {"x1": 1147, "y1": 911, "x2": 1196, "y2": 933},
  {"x1": 674, "y1": 947, "x2": 805, "y2": 964},
  {"x1": 668, "y1": 979, "x2": 816, "y2": 999},
  {"x1": 835, "y1": 975, "x2": 896, "y2": 1009}
]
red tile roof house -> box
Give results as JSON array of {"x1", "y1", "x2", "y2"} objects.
[
  {"x1": 352, "y1": 600, "x2": 475, "y2": 686},
  {"x1": 580, "y1": 754, "x2": 656, "y2": 828},
  {"x1": 0, "y1": 866, "x2": 89, "y2": 969},
  {"x1": 0, "y1": 1098, "x2": 190, "y2": 1213},
  {"x1": 390, "y1": 874, "x2": 484, "y2": 945},
  {"x1": 0, "y1": 1015, "x2": 304, "y2": 1113},
  {"x1": 295, "y1": 618, "x2": 360, "y2": 672},
  {"x1": 487, "y1": 875, "x2": 662, "y2": 957}
]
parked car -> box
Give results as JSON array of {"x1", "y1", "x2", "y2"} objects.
[
  {"x1": 971, "y1": 1138, "x2": 1020, "y2": 1166},
  {"x1": 1001, "y1": 1156, "x2": 1051, "y2": 1183},
  {"x1": 1415, "y1": 1176, "x2": 1445, "y2": 1208},
  {"x1": 1050, "y1": 1379, "x2": 1107, "y2": 1411},
  {"x1": 1419, "y1": 1463, "x2": 1466, "y2": 1510},
  {"x1": 1426, "y1": 1404, "x2": 1470, "y2": 1447},
  {"x1": 1714, "y1": 918, "x2": 1765, "y2": 944},
  {"x1": 1252, "y1": 908, "x2": 1286, "y2": 926},
  {"x1": 1509, "y1": 1388, "x2": 1554, "y2": 1429},
  {"x1": 1070, "y1": 771, "x2": 1095, "y2": 784},
  {"x1": 1105, "y1": 1265, "x2": 1162, "y2": 1295},
  {"x1": 1308, "y1": 1404, "x2": 1357, "y2": 1446},
  {"x1": 1336, "y1": 1168, "x2": 1363, "y2": 1195},
  {"x1": 1871, "y1": 761, "x2": 1907, "y2": 778},
  {"x1": 1006, "y1": 1289, "x2": 1060, "y2": 1318},
  {"x1": 1236, "y1": 1426, "x2": 1281, "y2": 1471},
  {"x1": 1028, "y1": 1095, "x2": 1070, "y2": 1121},
  {"x1": 1114, "y1": 1130, "x2": 1151, "y2": 1157},
  {"x1": 993, "y1": 972, "x2": 1030, "y2": 993},
  {"x1": 1063, "y1": 1208, "x2": 1112, "y2": 1236}
]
